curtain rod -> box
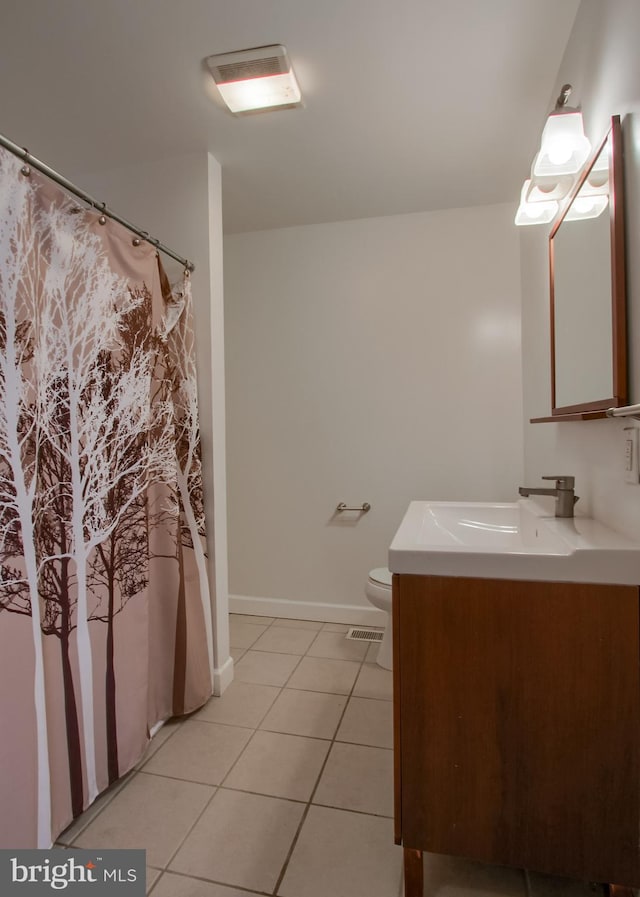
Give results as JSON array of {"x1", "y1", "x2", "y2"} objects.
[{"x1": 0, "y1": 132, "x2": 195, "y2": 273}]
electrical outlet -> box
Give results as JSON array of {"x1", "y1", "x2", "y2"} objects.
[{"x1": 624, "y1": 425, "x2": 639, "y2": 484}]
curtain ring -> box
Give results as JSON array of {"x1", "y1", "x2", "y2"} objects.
[{"x1": 21, "y1": 148, "x2": 32, "y2": 176}]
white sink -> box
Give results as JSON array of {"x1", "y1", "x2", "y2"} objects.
[{"x1": 388, "y1": 499, "x2": 640, "y2": 585}]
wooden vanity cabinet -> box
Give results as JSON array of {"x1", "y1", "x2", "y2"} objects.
[{"x1": 392, "y1": 574, "x2": 640, "y2": 897}]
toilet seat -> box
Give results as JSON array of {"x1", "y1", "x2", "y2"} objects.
[{"x1": 368, "y1": 567, "x2": 392, "y2": 588}]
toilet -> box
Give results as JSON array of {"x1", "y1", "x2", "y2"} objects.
[{"x1": 365, "y1": 567, "x2": 393, "y2": 670}]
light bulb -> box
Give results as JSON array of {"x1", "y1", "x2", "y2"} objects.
[
  {"x1": 515, "y1": 180, "x2": 559, "y2": 226},
  {"x1": 574, "y1": 197, "x2": 596, "y2": 214},
  {"x1": 525, "y1": 204, "x2": 545, "y2": 220},
  {"x1": 547, "y1": 140, "x2": 573, "y2": 166},
  {"x1": 534, "y1": 110, "x2": 591, "y2": 176}
]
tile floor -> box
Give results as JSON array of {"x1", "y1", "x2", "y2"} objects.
[{"x1": 58, "y1": 614, "x2": 600, "y2": 897}]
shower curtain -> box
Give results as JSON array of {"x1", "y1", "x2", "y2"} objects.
[{"x1": 0, "y1": 144, "x2": 214, "y2": 848}]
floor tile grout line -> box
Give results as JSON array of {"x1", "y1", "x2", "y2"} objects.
[
  {"x1": 308, "y1": 798, "x2": 394, "y2": 819},
  {"x1": 234, "y1": 645, "x2": 370, "y2": 662},
  {"x1": 63, "y1": 714, "x2": 190, "y2": 844},
  {"x1": 225, "y1": 682, "x2": 380, "y2": 700},
  {"x1": 159, "y1": 628, "x2": 365, "y2": 893},
  {"x1": 306, "y1": 655, "x2": 369, "y2": 805},
  {"x1": 159, "y1": 780, "x2": 220, "y2": 874},
  {"x1": 70, "y1": 721, "x2": 216, "y2": 873},
  {"x1": 270, "y1": 803, "x2": 313, "y2": 897},
  {"x1": 215, "y1": 784, "x2": 311, "y2": 809},
  {"x1": 254, "y1": 682, "x2": 285, "y2": 726},
  {"x1": 183, "y1": 782, "x2": 396, "y2": 819},
  {"x1": 186, "y1": 679, "x2": 285, "y2": 731},
  {"x1": 66, "y1": 616, "x2": 387, "y2": 894},
  {"x1": 181, "y1": 717, "x2": 265, "y2": 732},
  {"x1": 271, "y1": 651, "x2": 370, "y2": 896},
  {"x1": 147, "y1": 870, "x2": 162, "y2": 895},
  {"x1": 252, "y1": 626, "x2": 323, "y2": 656},
  {"x1": 283, "y1": 677, "x2": 389, "y2": 699},
  {"x1": 145, "y1": 692, "x2": 387, "y2": 751},
  {"x1": 66, "y1": 616, "x2": 539, "y2": 897},
  {"x1": 146, "y1": 632, "x2": 362, "y2": 886},
  {"x1": 242, "y1": 724, "x2": 334, "y2": 742},
  {"x1": 233, "y1": 648, "x2": 306, "y2": 683},
  {"x1": 214, "y1": 708, "x2": 279, "y2": 792},
  {"x1": 280, "y1": 648, "x2": 307, "y2": 688},
  {"x1": 141, "y1": 681, "x2": 286, "y2": 793},
  {"x1": 63, "y1": 768, "x2": 142, "y2": 846},
  {"x1": 150, "y1": 864, "x2": 275, "y2": 896},
  {"x1": 231, "y1": 648, "x2": 372, "y2": 663},
  {"x1": 161, "y1": 624, "x2": 359, "y2": 894},
  {"x1": 231, "y1": 614, "x2": 333, "y2": 633},
  {"x1": 282, "y1": 648, "x2": 369, "y2": 693}
]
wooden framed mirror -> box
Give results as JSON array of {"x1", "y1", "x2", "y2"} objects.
[{"x1": 548, "y1": 114, "x2": 627, "y2": 418}]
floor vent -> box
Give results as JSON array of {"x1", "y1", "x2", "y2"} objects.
[{"x1": 346, "y1": 627, "x2": 384, "y2": 643}]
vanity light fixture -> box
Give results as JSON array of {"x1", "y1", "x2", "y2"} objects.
[
  {"x1": 552, "y1": 131, "x2": 610, "y2": 222},
  {"x1": 206, "y1": 44, "x2": 302, "y2": 114},
  {"x1": 525, "y1": 173, "x2": 575, "y2": 204},
  {"x1": 563, "y1": 194, "x2": 609, "y2": 221},
  {"x1": 579, "y1": 150, "x2": 610, "y2": 196},
  {"x1": 515, "y1": 84, "x2": 590, "y2": 226},
  {"x1": 534, "y1": 111, "x2": 591, "y2": 178},
  {"x1": 514, "y1": 180, "x2": 558, "y2": 226}
]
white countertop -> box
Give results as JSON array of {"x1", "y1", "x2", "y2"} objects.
[{"x1": 388, "y1": 499, "x2": 640, "y2": 585}]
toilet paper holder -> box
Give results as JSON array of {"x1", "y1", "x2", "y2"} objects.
[{"x1": 336, "y1": 502, "x2": 371, "y2": 513}]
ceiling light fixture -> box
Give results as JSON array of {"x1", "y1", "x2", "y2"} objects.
[{"x1": 206, "y1": 44, "x2": 302, "y2": 115}]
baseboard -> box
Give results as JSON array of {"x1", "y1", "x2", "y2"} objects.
[
  {"x1": 213, "y1": 655, "x2": 234, "y2": 696},
  {"x1": 229, "y1": 593, "x2": 386, "y2": 627}
]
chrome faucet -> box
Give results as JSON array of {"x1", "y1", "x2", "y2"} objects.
[{"x1": 518, "y1": 475, "x2": 579, "y2": 518}]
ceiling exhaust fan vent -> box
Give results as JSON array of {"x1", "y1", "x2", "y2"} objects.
[
  {"x1": 206, "y1": 45, "x2": 291, "y2": 85},
  {"x1": 205, "y1": 44, "x2": 302, "y2": 114}
]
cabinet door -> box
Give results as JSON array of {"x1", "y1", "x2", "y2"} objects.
[{"x1": 395, "y1": 574, "x2": 640, "y2": 886}]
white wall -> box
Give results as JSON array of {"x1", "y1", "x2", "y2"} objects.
[
  {"x1": 78, "y1": 152, "x2": 232, "y2": 693},
  {"x1": 225, "y1": 204, "x2": 523, "y2": 622},
  {"x1": 520, "y1": 0, "x2": 640, "y2": 537}
]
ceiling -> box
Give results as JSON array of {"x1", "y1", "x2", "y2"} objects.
[{"x1": 0, "y1": 0, "x2": 581, "y2": 233}]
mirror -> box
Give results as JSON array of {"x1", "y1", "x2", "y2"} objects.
[{"x1": 549, "y1": 115, "x2": 627, "y2": 416}]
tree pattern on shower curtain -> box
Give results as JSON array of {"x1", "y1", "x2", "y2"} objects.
[
  {"x1": 0, "y1": 145, "x2": 213, "y2": 849},
  {"x1": 160, "y1": 266, "x2": 214, "y2": 706}
]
